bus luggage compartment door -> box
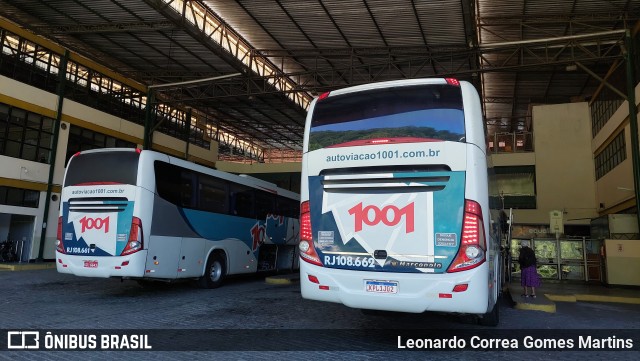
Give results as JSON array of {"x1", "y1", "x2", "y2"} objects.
[
  {"x1": 145, "y1": 236, "x2": 181, "y2": 279},
  {"x1": 178, "y1": 237, "x2": 206, "y2": 278}
]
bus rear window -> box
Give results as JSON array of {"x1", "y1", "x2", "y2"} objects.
[
  {"x1": 64, "y1": 151, "x2": 140, "y2": 186},
  {"x1": 309, "y1": 84, "x2": 465, "y2": 151}
]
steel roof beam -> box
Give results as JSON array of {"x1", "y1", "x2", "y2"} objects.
[
  {"x1": 143, "y1": 0, "x2": 312, "y2": 110},
  {"x1": 32, "y1": 21, "x2": 177, "y2": 34},
  {"x1": 144, "y1": 35, "x2": 623, "y2": 101}
]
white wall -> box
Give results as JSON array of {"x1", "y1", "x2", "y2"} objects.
[
  {"x1": 0, "y1": 156, "x2": 51, "y2": 185},
  {"x1": 0, "y1": 75, "x2": 58, "y2": 111},
  {"x1": 491, "y1": 102, "x2": 599, "y2": 227}
]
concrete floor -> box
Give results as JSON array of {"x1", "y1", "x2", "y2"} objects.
[{"x1": 508, "y1": 279, "x2": 640, "y2": 313}]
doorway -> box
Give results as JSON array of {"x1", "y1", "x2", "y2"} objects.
[{"x1": 0, "y1": 213, "x2": 35, "y2": 262}]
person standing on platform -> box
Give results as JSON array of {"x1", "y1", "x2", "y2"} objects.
[{"x1": 518, "y1": 240, "x2": 540, "y2": 298}]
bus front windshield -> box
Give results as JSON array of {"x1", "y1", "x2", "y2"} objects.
[{"x1": 308, "y1": 84, "x2": 465, "y2": 151}]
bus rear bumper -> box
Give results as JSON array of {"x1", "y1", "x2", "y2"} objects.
[
  {"x1": 300, "y1": 261, "x2": 490, "y2": 314},
  {"x1": 55, "y1": 251, "x2": 147, "y2": 278}
]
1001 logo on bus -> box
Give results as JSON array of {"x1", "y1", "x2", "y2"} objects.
[
  {"x1": 348, "y1": 202, "x2": 414, "y2": 233},
  {"x1": 79, "y1": 216, "x2": 110, "y2": 233}
]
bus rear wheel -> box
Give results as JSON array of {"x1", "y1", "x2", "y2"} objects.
[
  {"x1": 478, "y1": 301, "x2": 499, "y2": 327},
  {"x1": 199, "y1": 252, "x2": 226, "y2": 289}
]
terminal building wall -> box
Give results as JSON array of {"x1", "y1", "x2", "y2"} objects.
[
  {"x1": 0, "y1": 75, "x2": 218, "y2": 261},
  {"x1": 592, "y1": 83, "x2": 640, "y2": 215},
  {"x1": 490, "y1": 101, "x2": 599, "y2": 230}
]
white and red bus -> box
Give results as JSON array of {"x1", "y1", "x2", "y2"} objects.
[
  {"x1": 299, "y1": 78, "x2": 501, "y2": 325},
  {"x1": 56, "y1": 148, "x2": 299, "y2": 288}
]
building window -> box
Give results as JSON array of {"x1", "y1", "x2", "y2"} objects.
[
  {"x1": 65, "y1": 125, "x2": 135, "y2": 164},
  {"x1": 0, "y1": 103, "x2": 55, "y2": 163},
  {"x1": 594, "y1": 131, "x2": 626, "y2": 180},
  {"x1": 489, "y1": 166, "x2": 537, "y2": 209},
  {"x1": 0, "y1": 186, "x2": 40, "y2": 208}
]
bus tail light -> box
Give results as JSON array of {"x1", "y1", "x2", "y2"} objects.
[
  {"x1": 121, "y1": 217, "x2": 143, "y2": 256},
  {"x1": 447, "y1": 200, "x2": 486, "y2": 273},
  {"x1": 299, "y1": 201, "x2": 322, "y2": 266},
  {"x1": 56, "y1": 216, "x2": 65, "y2": 254},
  {"x1": 317, "y1": 92, "x2": 331, "y2": 101},
  {"x1": 301, "y1": 201, "x2": 312, "y2": 241},
  {"x1": 445, "y1": 78, "x2": 460, "y2": 86}
]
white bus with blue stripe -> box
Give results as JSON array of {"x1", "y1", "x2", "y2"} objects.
[
  {"x1": 299, "y1": 78, "x2": 501, "y2": 325},
  {"x1": 56, "y1": 148, "x2": 300, "y2": 288}
]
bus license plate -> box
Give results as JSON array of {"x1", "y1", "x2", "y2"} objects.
[
  {"x1": 84, "y1": 260, "x2": 98, "y2": 268},
  {"x1": 365, "y1": 280, "x2": 398, "y2": 294}
]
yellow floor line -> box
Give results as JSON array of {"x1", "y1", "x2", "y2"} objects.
[
  {"x1": 575, "y1": 294, "x2": 640, "y2": 305},
  {"x1": 514, "y1": 301, "x2": 556, "y2": 313},
  {"x1": 265, "y1": 277, "x2": 294, "y2": 285},
  {"x1": 545, "y1": 294, "x2": 577, "y2": 302}
]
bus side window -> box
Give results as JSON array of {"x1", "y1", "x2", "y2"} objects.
[
  {"x1": 154, "y1": 161, "x2": 181, "y2": 205},
  {"x1": 277, "y1": 197, "x2": 299, "y2": 219},
  {"x1": 199, "y1": 175, "x2": 229, "y2": 214},
  {"x1": 230, "y1": 184, "x2": 255, "y2": 218},
  {"x1": 180, "y1": 171, "x2": 196, "y2": 208},
  {"x1": 255, "y1": 191, "x2": 275, "y2": 220}
]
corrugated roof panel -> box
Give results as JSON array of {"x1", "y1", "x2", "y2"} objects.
[
  {"x1": 278, "y1": 1, "x2": 349, "y2": 48},
  {"x1": 204, "y1": 1, "x2": 279, "y2": 47},
  {"x1": 414, "y1": 0, "x2": 467, "y2": 45},
  {"x1": 318, "y1": 0, "x2": 386, "y2": 48},
  {"x1": 277, "y1": 1, "x2": 348, "y2": 49}
]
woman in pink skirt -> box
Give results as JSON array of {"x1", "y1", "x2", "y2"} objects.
[{"x1": 518, "y1": 240, "x2": 540, "y2": 298}]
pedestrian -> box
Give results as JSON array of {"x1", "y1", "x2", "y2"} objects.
[{"x1": 518, "y1": 240, "x2": 540, "y2": 298}]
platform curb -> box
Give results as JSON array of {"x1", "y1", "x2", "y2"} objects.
[
  {"x1": 265, "y1": 274, "x2": 300, "y2": 285},
  {"x1": 545, "y1": 294, "x2": 577, "y2": 302},
  {"x1": 0, "y1": 263, "x2": 56, "y2": 271},
  {"x1": 574, "y1": 294, "x2": 640, "y2": 305},
  {"x1": 507, "y1": 285, "x2": 556, "y2": 313},
  {"x1": 513, "y1": 297, "x2": 557, "y2": 313}
]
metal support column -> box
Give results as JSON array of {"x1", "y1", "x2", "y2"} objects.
[
  {"x1": 184, "y1": 107, "x2": 192, "y2": 160},
  {"x1": 143, "y1": 89, "x2": 155, "y2": 150},
  {"x1": 37, "y1": 50, "x2": 68, "y2": 261},
  {"x1": 582, "y1": 237, "x2": 588, "y2": 282},
  {"x1": 625, "y1": 30, "x2": 640, "y2": 225}
]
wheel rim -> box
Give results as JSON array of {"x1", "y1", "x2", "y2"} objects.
[{"x1": 209, "y1": 260, "x2": 222, "y2": 282}]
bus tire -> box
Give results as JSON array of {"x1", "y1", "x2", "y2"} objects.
[
  {"x1": 478, "y1": 301, "x2": 499, "y2": 327},
  {"x1": 199, "y1": 252, "x2": 226, "y2": 289}
]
